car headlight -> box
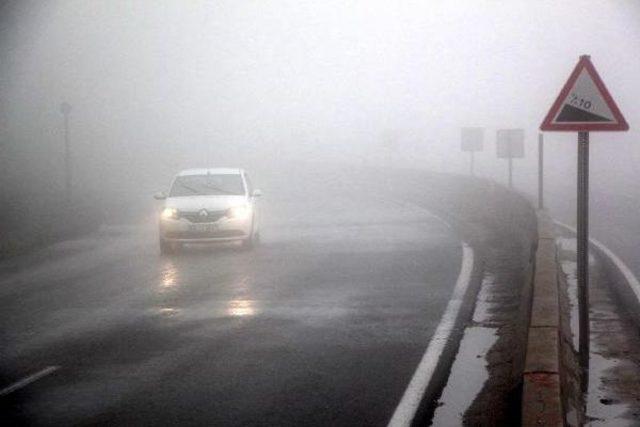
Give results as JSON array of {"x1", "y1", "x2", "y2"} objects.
[
  {"x1": 161, "y1": 207, "x2": 179, "y2": 220},
  {"x1": 226, "y1": 205, "x2": 252, "y2": 220}
]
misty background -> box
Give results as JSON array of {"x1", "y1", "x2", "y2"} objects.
[{"x1": 1, "y1": 1, "x2": 639, "y2": 252}]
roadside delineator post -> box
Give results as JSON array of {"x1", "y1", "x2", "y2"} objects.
[{"x1": 540, "y1": 55, "x2": 629, "y2": 375}]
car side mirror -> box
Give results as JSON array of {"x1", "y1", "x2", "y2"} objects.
[
  {"x1": 154, "y1": 191, "x2": 167, "y2": 200},
  {"x1": 252, "y1": 189, "x2": 262, "y2": 198}
]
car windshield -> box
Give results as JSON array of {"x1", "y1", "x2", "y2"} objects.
[{"x1": 169, "y1": 174, "x2": 245, "y2": 197}]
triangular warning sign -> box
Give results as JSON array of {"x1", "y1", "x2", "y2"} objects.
[{"x1": 540, "y1": 55, "x2": 628, "y2": 132}]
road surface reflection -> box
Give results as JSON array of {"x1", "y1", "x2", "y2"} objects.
[{"x1": 227, "y1": 299, "x2": 257, "y2": 317}]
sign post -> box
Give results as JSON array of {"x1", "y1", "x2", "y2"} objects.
[
  {"x1": 496, "y1": 128, "x2": 524, "y2": 188},
  {"x1": 461, "y1": 127, "x2": 484, "y2": 176},
  {"x1": 576, "y1": 130, "x2": 589, "y2": 370},
  {"x1": 540, "y1": 55, "x2": 629, "y2": 373}
]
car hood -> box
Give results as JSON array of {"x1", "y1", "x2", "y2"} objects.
[{"x1": 165, "y1": 195, "x2": 248, "y2": 212}]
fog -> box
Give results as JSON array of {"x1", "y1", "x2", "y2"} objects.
[
  {"x1": 1, "y1": 1, "x2": 640, "y2": 226},
  {"x1": 4, "y1": 3, "x2": 640, "y2": 424}
]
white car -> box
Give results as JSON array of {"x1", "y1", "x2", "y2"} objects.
[{"x1": 154, "y1": 168, "x2": 261, "y2": 254}]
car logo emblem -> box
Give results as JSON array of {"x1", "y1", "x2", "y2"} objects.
[{"x1": 199, "y1": 209, "x2": 208, "y2": 217}]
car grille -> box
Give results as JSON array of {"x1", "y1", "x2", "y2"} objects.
[
  {"x1": 165, "y1": 229, "x2": 245, "y2": 239},
  {"x1": 180, "y1": 210, "x2": 227, "y2": 223}
]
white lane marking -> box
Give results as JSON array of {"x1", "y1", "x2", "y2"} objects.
[
  {"x1": 554, "y1": 221, "x2": 640, "y2": 305},
  {"x1": 343, "y1": 178, "x2": 454, "y2": 232},
  {"x1": 388, "y1": 243, "x2": 475, "y2": 427},
  {"x1": 383, "y1": 196, "x2": 454, "y2": 231},
  {"x1": 0, "y1": 366, "x2": 60, "y2": 396},
  {"x1": 403, "y1": 201, "x2": 453, "y2": 231}
]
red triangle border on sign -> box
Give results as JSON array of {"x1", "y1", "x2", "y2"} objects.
[{"x1": 540, "y1": 55, "x2": 629, "y2": 132}]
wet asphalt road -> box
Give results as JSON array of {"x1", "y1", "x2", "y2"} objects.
[{"x1": 0, "y1": 173, "x2": 462, "y2": 426}]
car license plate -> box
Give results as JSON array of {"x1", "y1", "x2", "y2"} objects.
[{"x1": 189, "y1": 223, "x2": 218, "y2": 232}]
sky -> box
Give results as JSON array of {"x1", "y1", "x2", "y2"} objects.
[{"x1": 1, "y1": 0, "x2": 639, "y2": 202}]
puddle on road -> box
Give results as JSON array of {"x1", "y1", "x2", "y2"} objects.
[
  {"x1": 472, "y1": 273, "x2": 497, "y2": 324},
  {"x1": 226, "y1": 299, "x2": 258, "y2": 317},
  {"x1": 586, "y1": 351, "x2": 633, "y2": 426},
  {"x1": 431, "y1": 326, "x2": 498, "y2": 426},
  {"x1": 151, "y1": 299, "x2": 261, "y2": 319},
  {"x1": 560, "y1": 259, "x2": 580, "y2": 352},
  {"x1": 430, "y1": 272, "x2": 501, "y2": 425},
  {"x1": 148, "y1": 301, "x2": 367, "y2": 323},
  {"x1": 159, "y1": 266, "x2": 178, "y2": 290},
  {"x1": 157, "y1": 307, "x2": 180, "y2": 317},
  {"x1": 558, "y1": 237, "x2": 577, "y2": 254},
  {"x1": 558, "y1": 237, "x2": 640, "y2": 425},
  {"x1": 557, "y1": 237, "x2": 596, "y2": 265}
]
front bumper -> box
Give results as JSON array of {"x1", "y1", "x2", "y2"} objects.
[{"x1": 160, "y1": 216, "x2": 251, "y2": 243}]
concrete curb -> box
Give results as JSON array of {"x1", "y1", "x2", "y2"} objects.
[{"x1": 522, "y1": 211, "x2": 563, "y2": 426}]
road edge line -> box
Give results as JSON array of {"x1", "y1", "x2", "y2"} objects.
[
  {"x1": 0, "y1": 366, "x2": 60, "y2": 396},
  {"x1": 387, "y1": 243, "x2": 474, "y2": 427}
]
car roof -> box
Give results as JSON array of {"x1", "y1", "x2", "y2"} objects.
[{"x1": 177, "y1": 168, "x2": 244, "y2": 176}]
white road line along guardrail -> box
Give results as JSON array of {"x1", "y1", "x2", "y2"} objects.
[
  {"x1": 388, "y1": 243, "x2": 475, "y2": 427},
  {"x1": 554, "y1": 220, "x2": 640, "y2": 306}
]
